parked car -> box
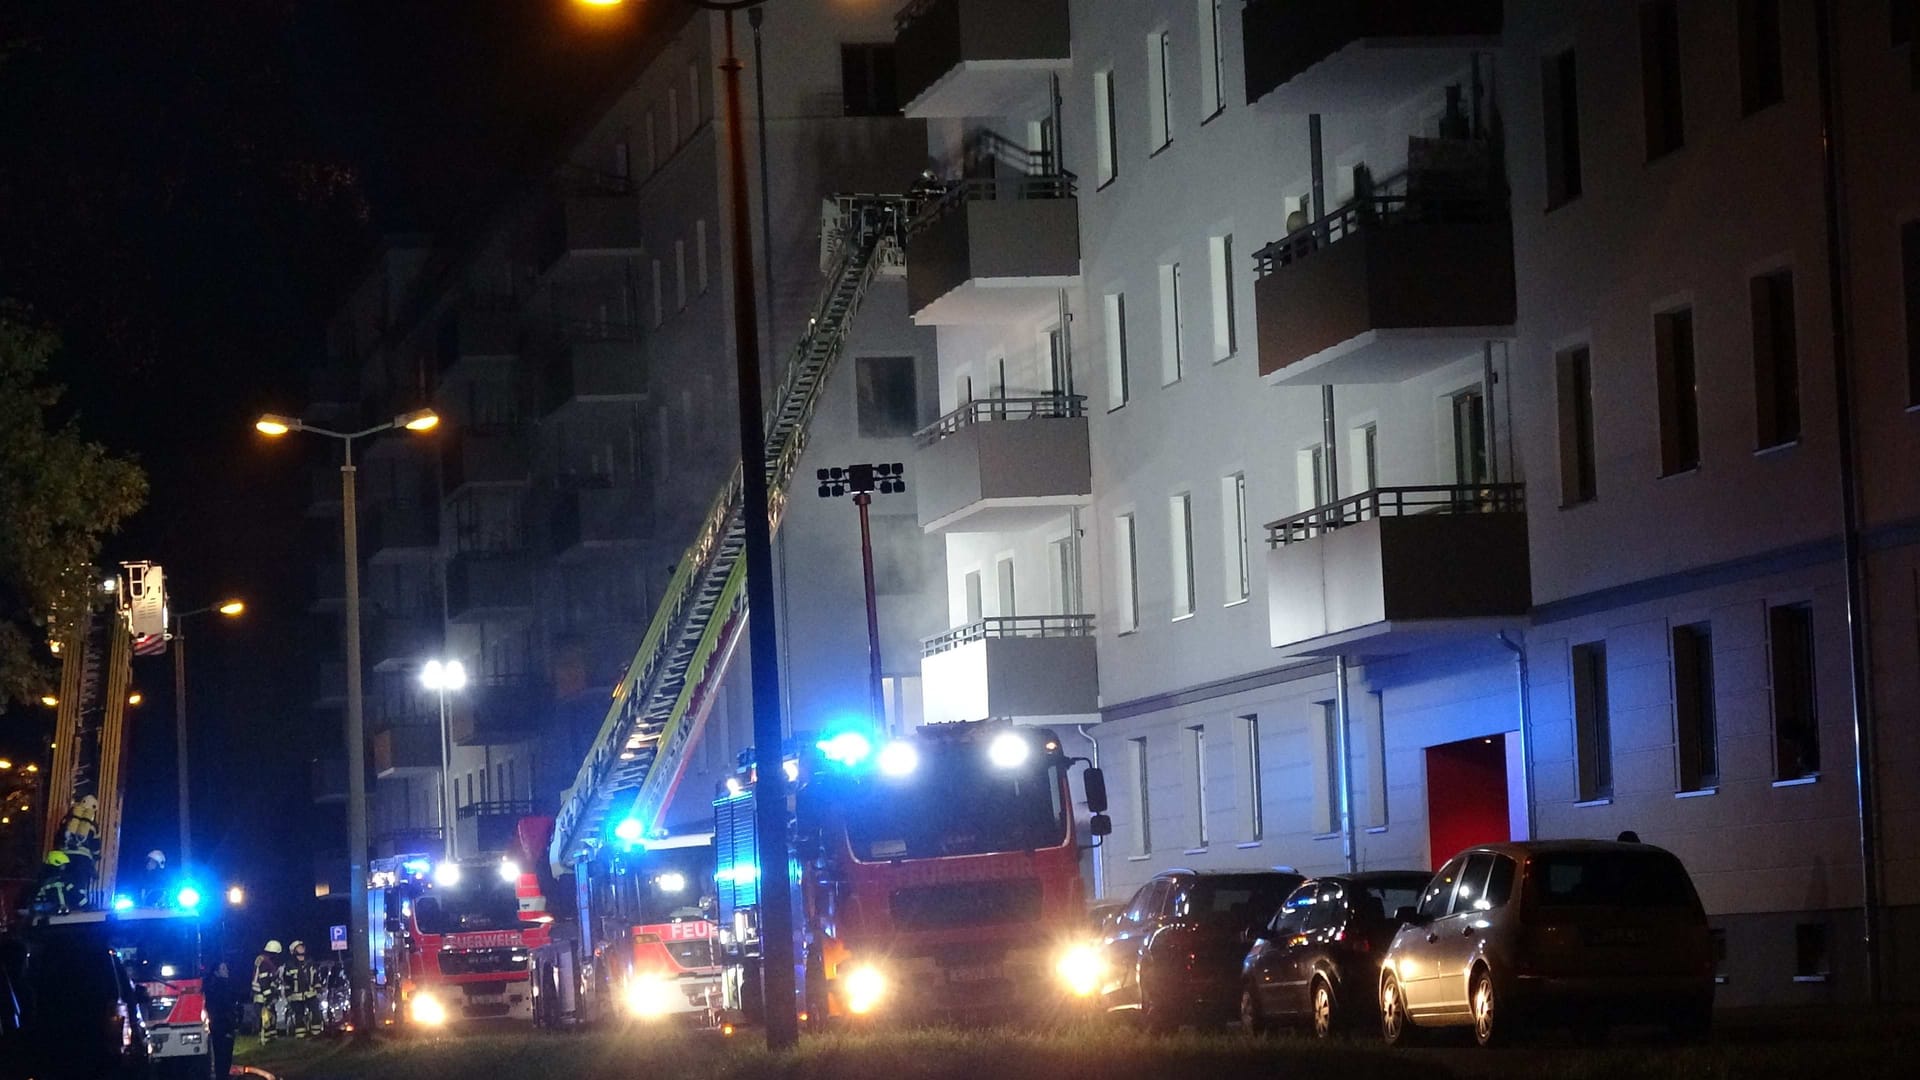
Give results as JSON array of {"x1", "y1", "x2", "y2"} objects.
[
  {"x1": 1098, "y1": 869, "x2": 1303, "y2": 1029},
  {"x1": 1240, "y1": 871, "x2": 1431, "y2": 1037},
  {"x1": 11, "y1": 927, "x2": 154, "y2": 1079},
  {"x1": 1377, "y1": 840, "x2": 1714, "y2": 1047}
]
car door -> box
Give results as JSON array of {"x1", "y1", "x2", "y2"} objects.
[
  {"x1": 1396, "y1": 856, "x2": 1465, "y2": 1014},
  {"x1": 1301, "y1": 880, "x2": 1349, "y2": 995},
  {"x1": 1425, "y1": 852, "x2": 1499, "y2": 1017},
  {"x1": 1251, "y1": 883, "x2": 1316, "y2": 1018},
  {"x1": 1104, "y1": 879, "x2": 1170, "y2": 1006}
]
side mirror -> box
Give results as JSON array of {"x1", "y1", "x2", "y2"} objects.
[
  {"x1": 1394, "y1": 906, "x2": 1423, "y2": 927},
  {"x1": 1088, "y1": 813, "x2": 1112, "y2": 838},
  {"x1": 1082, "y1": 767, "x2": 1109, "y2": 814},
  {"x1": 384, "y1": 917, "x2": 404, "y2": 934}
]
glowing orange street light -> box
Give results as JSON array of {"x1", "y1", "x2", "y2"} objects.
[
  {"x1": 128, "y1": 692, "x2": 143, "y2": 707},
  {"x1": 218, "y1": 600, "x2": 245, "y2": 616},
  {"x1": 39, "y1": 695, "x2": 57, "y2": 708},
  {"x1": 254, "y1": 414, "x2": 295, "y2": 436}
]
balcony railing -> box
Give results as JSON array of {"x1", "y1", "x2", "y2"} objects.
[
  {"x1": 923, "y1": 613, "x2": 1094, "y2": 658},
  {"x1": 893, "y1": 0, "x2": 1072, "y2": 117},
  {"x1": 1254, "y1": 192, "x2": 1504, "y2": 277},
  {"x1": 456, "y1": 799, "x2": 535, "y2": 821},
  {"x1": 1266, "y1": 483, "x2": 1525, "y2": 546},
  {"x1": 910, "y1": 173, "x2": 1077, "y2": 234},
  {"x1": 915, "y1": 393, "x2": 1085, "y2": 446}
]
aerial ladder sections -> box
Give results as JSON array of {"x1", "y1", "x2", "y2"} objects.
[{"x1": 550, "y1": 196, "x2": 912, "y2": 874}]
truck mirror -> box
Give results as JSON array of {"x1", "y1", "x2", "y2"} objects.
[
  {"x1": 1082, "y1": 767, "x2": 1109, "y2": 814},
  {"x1": 1089, "y1": 813, "x2": 1113, "y2": 838},
  {"x1": 384, "y1": 917, "x2": 404, "y2": 934}
]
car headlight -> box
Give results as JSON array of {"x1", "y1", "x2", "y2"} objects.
[
  {"x1": 1055, "y1": 945, "x2": 1104, "y2": 997},
  {"x1": 410, "y1": 991, "x2": 449, "y2": 1027},
  {"x1": 843, "y1": 964, "x2": 886, "y2": 1015},
  {"x1": 623, "y1": 974, "x2": 677, "y2": 1020}
]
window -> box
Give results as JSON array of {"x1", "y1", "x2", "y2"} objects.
[
  {"x1": 1188, "y1": 724, "x2": 1208, "y2": 848},
  {"x1": 1169, "y1": 493, "x2": 1195, "y2": 619},
  {"x1": 1220, "y1": 472, "x2": 1249, "y2": 604},
  {"x1": 687, "y1": 62, "x2": 702, "y2": 126},
  {"x1": 1557, "y1": 345, "x2": 1598, "y2": 504},
  {"x1": 1417, "y1": 857, "x2": 1464, "y2": 920},
  {"x1": 1296, "y1": 444, "x2": 1327, "y2": 513},
  {"x1": 1147, "y1": 31, "x2": 1173, "y2": 151},
  {"x1": 695, "y1": 220, "x2": 709, "y2": 293},
  {"x1": 674, "y1": 240, "x2": 688, "y2": 312},
  {"x1": 1314, "y1": 701, "x2": 1340, "y2": 835},
  {"x1": 1738, "y1": 0, "x2": 1785, "y2": 114},
  {"x1": 1769, "y1": 604, "x2": 1820, "y2": 780},
  {"x1": 1752, "y1": 269, "x2": 1800, "y2": 448},
  {"x1": 1795, "y1": 923, "x2": 1831, "y2": 980},
  {"x1": 650, "y1": 260, "x2": 664, "y2": 328},
  {"x1": 1640, "y1": 0, "x2": 1685, "y2": 160},
  {"x1": 1103, "y1": 291, "x2": 1130, "y2": 408},
  {"x1": 1115, "y1": 513, "x2": 1140, "y2": 632},
  {"x1": 1349, "y1": 423, "x2": 1379, "y2": 495},
  {"x1": 1198, "y1": 0, "x2": 1226, "y2": 120},
  {"x1": 1130, "y1": 736, "x2": 1152, "y2": 856},
  {"x1": 840, "y1": 43, "x2": 899, "y2": 116},
  {"x1": 1208, "y1": 234, "x2": 1236, "y2": 360},
  {"x1": 1093, "y1": 69, "x2": 1119, "y2": 186},
  {"x1": 1903, "y1": 221, "x2": 1920, "y2": 406},
  {"x1": 854, "y1": 355, "x2": 919, "y2": 437},
  {"x1": 1362, "y1": 692, "x2": 1388, "y2": 829},
  {"x1": 1655, "y1": 307, "x2": 1701, "y2": 475},
  {"x1": 1452, "y1": 387, "x2": 1490, "y2": 487},
  {"x1": 963, "y1": 570, "x2": 983, "y2": 624},
  {"x1": 668, "y1": 87, "x2": 680, "y2": 147},
  {"x1": 1710, "y1": 928, "x2": 1729, "y2": 982},
  {"x1": 995, "y1": 556, "x2": 1016, "y2": 617},
  {"x1": 1048, "y1": 535, "x2": 1080, "y2": 615},
  {"x1": 644, "y1": 110, "x2": 658, "y2": 174},
  {"x1": 1542, "y1": 48, "x2": 1583, "y2": 207},
  {"x1": 1673, "y1": 622, "x2": 1719, "y2": 792},
  {"x1": 612, "y1": 140, "x2": 631, "y2": 181},
  {"x1": 1572, "y1": 640, "x2": 1613, "y2": 802},
  {"x1": 1241, "y1": 714, "x2": 1263, "y2": 842},
  {"x1": 1159, "y1": 262, "x2": 1185, "y2": 384}
]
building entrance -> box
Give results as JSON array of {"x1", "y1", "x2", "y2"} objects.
[{"x1": 1425, "y1": 735, "x2": 1510, "y2": 869}]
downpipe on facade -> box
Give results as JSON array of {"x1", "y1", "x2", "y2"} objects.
[{"x1": 1497, "y1": 632, "x2": 1535, "y2": 841}]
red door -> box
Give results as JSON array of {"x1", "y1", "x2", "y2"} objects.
[{"x1": 1424, "y1": 736, "x2": 1510, "y2": 869}]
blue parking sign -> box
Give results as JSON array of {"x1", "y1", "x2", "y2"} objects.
[{"x1": 329, "y1": 924, "x2": 348, "y2": 951}]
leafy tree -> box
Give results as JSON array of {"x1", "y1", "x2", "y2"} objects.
[{"x1": 0, "y1": 303, "x2": 147, "y2": 704}]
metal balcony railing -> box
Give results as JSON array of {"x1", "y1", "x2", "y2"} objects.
[
  {"x1": 552, "y1": 315, "x2": 644, "y2": 342},
  {"x1": 914, "y1": 393, "x2": 1086, "y2": 445},
  {"x1": 1265, "y1": 483, "x2": 1526, "y2": 546},
  {"x1": 456, "y1": 799, "x2": 535, "y2": 821},
  {"x1": 909, "y1": 172, "x2": 1078, "y2": 235},
  {"x1": 556, "y1": 162, "x2": 634, "y2": 197},
  {"x1": 1253, "y1": 189, "x2": 1505, "y2": 277},
  {"x1": 922, "y1": 613, "x2": 1095, "y2": 658}
]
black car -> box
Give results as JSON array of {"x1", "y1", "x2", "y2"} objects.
[
  {"x1": 11, "y1": 930, "x2": 153, "y2": 1080},
  {"x1": 1098, "y1": 869, "x2": 1303, "y2": 1030},
  {"x1": 1241, "y1": 871, "x2": 1431, "y2": 1038}
]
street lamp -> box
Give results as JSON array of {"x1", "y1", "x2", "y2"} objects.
[
  {"x1": 227, "y1": 884, "x2": 245, "y2": 907},
  {"x1": 420, "y1": 659, "x2": 467, "y2": 860},
  {"x1": 255, "y1": 405, "x2": 440, "y2": 1039},
  {"x1": 816, "y1": 464, "x2": 907, "y2": 736},
  {"x1": 170, "y1": 596, "x2": 244, "y2": 876}
]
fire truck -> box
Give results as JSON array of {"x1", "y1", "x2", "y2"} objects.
[
  {"x1": 715, "y1": 720, "x2": 1112, "y2": 1025},
  {"x1": 367, "y1": 845, "x2": 551, "y2": 1027}
]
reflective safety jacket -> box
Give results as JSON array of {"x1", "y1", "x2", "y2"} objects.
[{"x1": 283, "y1": 958, "x2": 318, "y2": 999}]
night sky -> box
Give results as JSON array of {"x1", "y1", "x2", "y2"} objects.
[{"x1": 1, "y1": 0, "x2": 654, "y2": 945}]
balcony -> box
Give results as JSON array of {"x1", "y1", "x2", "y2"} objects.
[
  {"x1": 1254, "y1": 182, "x2": 1513, "y2": 386},
  {"x1": 894, "y1": 0, "x2": 1071, "y2": 118},
  {"x1": 373, "y1": 723, "x2": 441, "y2": 780},
  {"x1": 913, "y1": 395, "x2": 1090, "y2": 532},
  {"x1": 449, "y1": 676, "x2": 541, "y2": 747},
  {"x1": 1242, "y1": 0, "x2": 1503, "y2": 111},
  {"x1": 455, "y1": 800, "x2": 536, "y2": 859},
  {"x1": 368, "y1": 614, "x2": 441, "y2": 671},
  {"x1": 365, "y1": 504, "x2": 440, "y2": 562},
  {"x1": 303, "y1": 367, "x2": 361, "y2": 428},
  {"x1": 540, "y1": 331, "x2": 648, "y2": 418},
  {"x1": 310, "y1": 561, "x2": 345, "y2": 613},
  {"x1": 314, "y1": 851, "x2": 350, "y2": 899},
  {"x1": 441, "y1": 431, "x2": 529, "y2": 493},
  {"x1": 306, "y1": 466, "x2": 344, "y2": 518},
  {"x1": 372, "y1": 827, "x2": 443, "y2": 861},
  {"x1": 436, "y1": 306, "x2": 518, "y2": 378},
  {"x1": 446, "y1": 554, "x2": 534, "y2": 623},
  {"x1": 920, "y1": 615, "x2": 1098, "y2": 725},
  {"x1": 907, "y1": 175, "x2": 1079, "y2": 325},
  {"x1": 311, "y1": 757, "x2": 347, "y2": 805},
  {"x1": 313, "y1": 659, "x2": 347, "y2": 707},
  {"x1": 1265, "y1": 484, "x2": 1529, "y2": 658},
  {"x1": 551, "y1": 485, "x2": 648, "y2": 559},
  {"x1": 536, "y1": 193, "x2": 644, "y2": 285}
]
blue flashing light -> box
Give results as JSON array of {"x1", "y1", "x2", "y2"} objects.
[
  {"x1": 112, "y1": 895, "x2": 135, "y2": 912},
  {"x1": 817, "y1": 730, "x2": 873, "y2": 767},
  {"x1": 175, "y1": 885, "x2": 202, "y2": 910},
  {"x1": 613, "y1": 818, "x2": 645, "y2": 844},
  {"x1": 715, "y1": 864, "x2": 760, "y2": 885},
  {"x1": 400, "y1": 857, "x2": 432, "y2": 878}
]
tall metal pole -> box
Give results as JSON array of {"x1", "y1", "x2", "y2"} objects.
[
  {"x1": 173, "y1": 623, "x2": 192, "y2": 872},
  {"x1": 340, "y1": 443, "x2": 374, "y2": 1038},
  {"x1": 719, "y1": 6, "x2": 798, "y2": 1050},
  {"x1": 438, "y1": 687, "x2": 455, "y2": 860},
  {"x1": 854, "y1": 493, "x2": 886, "y2": 735}
]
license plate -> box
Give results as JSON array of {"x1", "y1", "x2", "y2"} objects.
[
  {"x1": 947, "y1": 964, "x2": 1003, "y2": 984},
  {"x1": 465, "y1": 993, "x2": 506, "y2": 1005},
  {"x1": 1584, "y1": 926, "x2": 1651, "y2": 946}
]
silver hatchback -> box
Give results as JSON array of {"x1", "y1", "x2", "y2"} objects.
[{"x1": 1378, "y1": 840, "x2": 1714, "y2": 1047}]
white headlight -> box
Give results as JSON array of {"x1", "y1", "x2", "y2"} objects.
[
  {"x1": 1055, "y1": 945, "x2": 1104, "y2": 997},
  {"x1": 410, "y1": 991, "x2": 449, "y2": 1027},
  {"x1": 624, "y1": 975, "x2": 677, "y2": 1019},
  {"x1": 657, "y1": 872, "x2": 687, "y2": 893},
  {"x1": 843, "y1": 965, "x2": 886, "y2": 1015},
  {"x1": 434, "y1": 862, "x2": 462, "y2": 888},
  {"x1": 498, "y1": 859, "x2": 521, "y2": 884},
  {"x1": 877, "y1": 741, "x2": 919, "y2": 777},
  {"x1": 988, "y1": 731, "x2": 1030, "y2": 769}
]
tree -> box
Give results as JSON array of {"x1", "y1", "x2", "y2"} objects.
[{"x1": 0, "y1": 303, "x2": 147, "y2": 704}]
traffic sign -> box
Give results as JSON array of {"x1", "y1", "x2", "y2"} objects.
[{"x1": 329, "y1": 924, "x2": 348, "y2": 951}]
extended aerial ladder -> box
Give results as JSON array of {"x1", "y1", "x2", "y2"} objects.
[{"x1": 549, "y1": 195, "x2": 913, "y2": 873}]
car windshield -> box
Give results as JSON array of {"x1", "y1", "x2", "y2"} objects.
[
  {"x1": 414, "y1": 876, "x2": 521, "y2": 934},
  {"x1": 1530, "y1": 850, "x2": 1698, "y2": 908},
  {"x1": 841, "y1": 750, "x2": 1068, "y2": 861},
  {"x1": 1179, "y1": 875, "x2": 1298, "y2": 933},
  {"x1": 1355, "y1": 876, "x2": 1431, "y2": 922},
  {"x1": 110, "y1": 919, "x2": 200, "y2": 984}
]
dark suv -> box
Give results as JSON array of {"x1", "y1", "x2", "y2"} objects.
[
  {"x1": 1097, "y1": 869, "x2": 1302, "y2": 1029},
  {"x1": 1240, "y1": 871, "x2": 1432, "y2": 1037}
]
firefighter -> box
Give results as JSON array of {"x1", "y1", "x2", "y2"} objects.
[
  {"x1": 283, "y1": 940, "x2": 321, "y2": 1037},
  {"x1": 141, "y1": 849, "x2": 168, "y2": 907},
  {"x1": 251, "y1": 941, "x2": 284, "y2": 1043},
  {"x1": 203, "y1": 959, "x2": 242, "y2": 1080},
  {"x1": 29, "y1": 851, "x2": 80, "y2": 915}
]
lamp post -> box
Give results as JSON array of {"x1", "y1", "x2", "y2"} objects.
[
  {"x1": 815, "y1": 464, "x2": 906, "y2": 736},
  {"x1": 255, "y1": 406, "x2": 439, "y2": 1039},
  {"x1": 170, "y1": 598, "x2": 244, "y2": 877},
  {"x1": 420, "y1": 659, "x2": 467, "y2": 860}
]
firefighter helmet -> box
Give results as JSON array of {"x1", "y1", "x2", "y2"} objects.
[
  {"x1": 265, "y1": 940, "x2": 284, "y2": 954},
  {"x1": 289, "y1": 940, "x2": 305, "y2": 954},
  {"x1": 44, "y1": 850, "x2": 69, "y2": 867}
]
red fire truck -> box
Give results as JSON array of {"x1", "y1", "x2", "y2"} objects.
[
  {"x1": 714, "y1": 720, "x2": 1111, "y2": 1025},
  {"x1": 368, "y1": 850, "x2": 551, "y2": 1027}
]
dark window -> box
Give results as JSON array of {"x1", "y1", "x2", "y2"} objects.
[
  {"x1": 1542, "y1": 49, "x2": 1583, "y2": 208},
  {"x1": 840, "y1": 43, "x2": 899, "y2": 117},
  {"x1": 1530, "y1": 850, "x2": 1698, "y2": 908},
  {"x1": 1897, "y1": 0, "x2": 1915, "y2": 45},
  {"x1": 1454, "y1": 853, "x2": 1497, "y2": 912},
  {"x1": 1656, "y1": 307, "x2": 1701, "y2": 475},
  {"x1": 1172, "y1": 875, "x2": 1298, "y2": 934},
  {"x1": 1304, "y1": 883, "x2": 1344, "y2": 933},
  {"x1": 1557, "y1": 345, "x2": 1598, "y2": 504},
  {"x1": 1795, "y1": 923, "x2": 1831, "y2": 978},
  {"x1": 1673, "y1": 623, "x2": 1720, "y2": 791},
  {"x1": 855, "y1": 355, "x2": 920, "y2": 437},
  {"x1": 1738, "y1": 0, "x2": 1785, "y2": 114},
  {"x1": 1769, "y1": 604, "x2": 1820, "y2": 780},
  {"x1": 1485, "y1": 856, "x2": 1518, "y2": 908},
  {"x1": 1710, "y1": 927, "x2": 1729, "y2": 981},
  {"x1": 1640, "y1": 0, "x2": 1686, "y2": 159},
  {"x1": 1417, "y1": 858, "x2": 1464, "y2": 920},
  {"x1": 1269, "y1": 884, "x2": 1316, "y2": 937},
  {"x1": 1903, "y1": 221, "x2": 1920, "y2": 406},
  {"x1": 1573, "y1": 640, "x2": 1614, "y2": 801},
  {"x1": 1452, "y1": 387, "x2": 1489, "y2": 487},
  {"x1": 1751, "y1": 270, "x2": 1801, "y2": 448}
]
